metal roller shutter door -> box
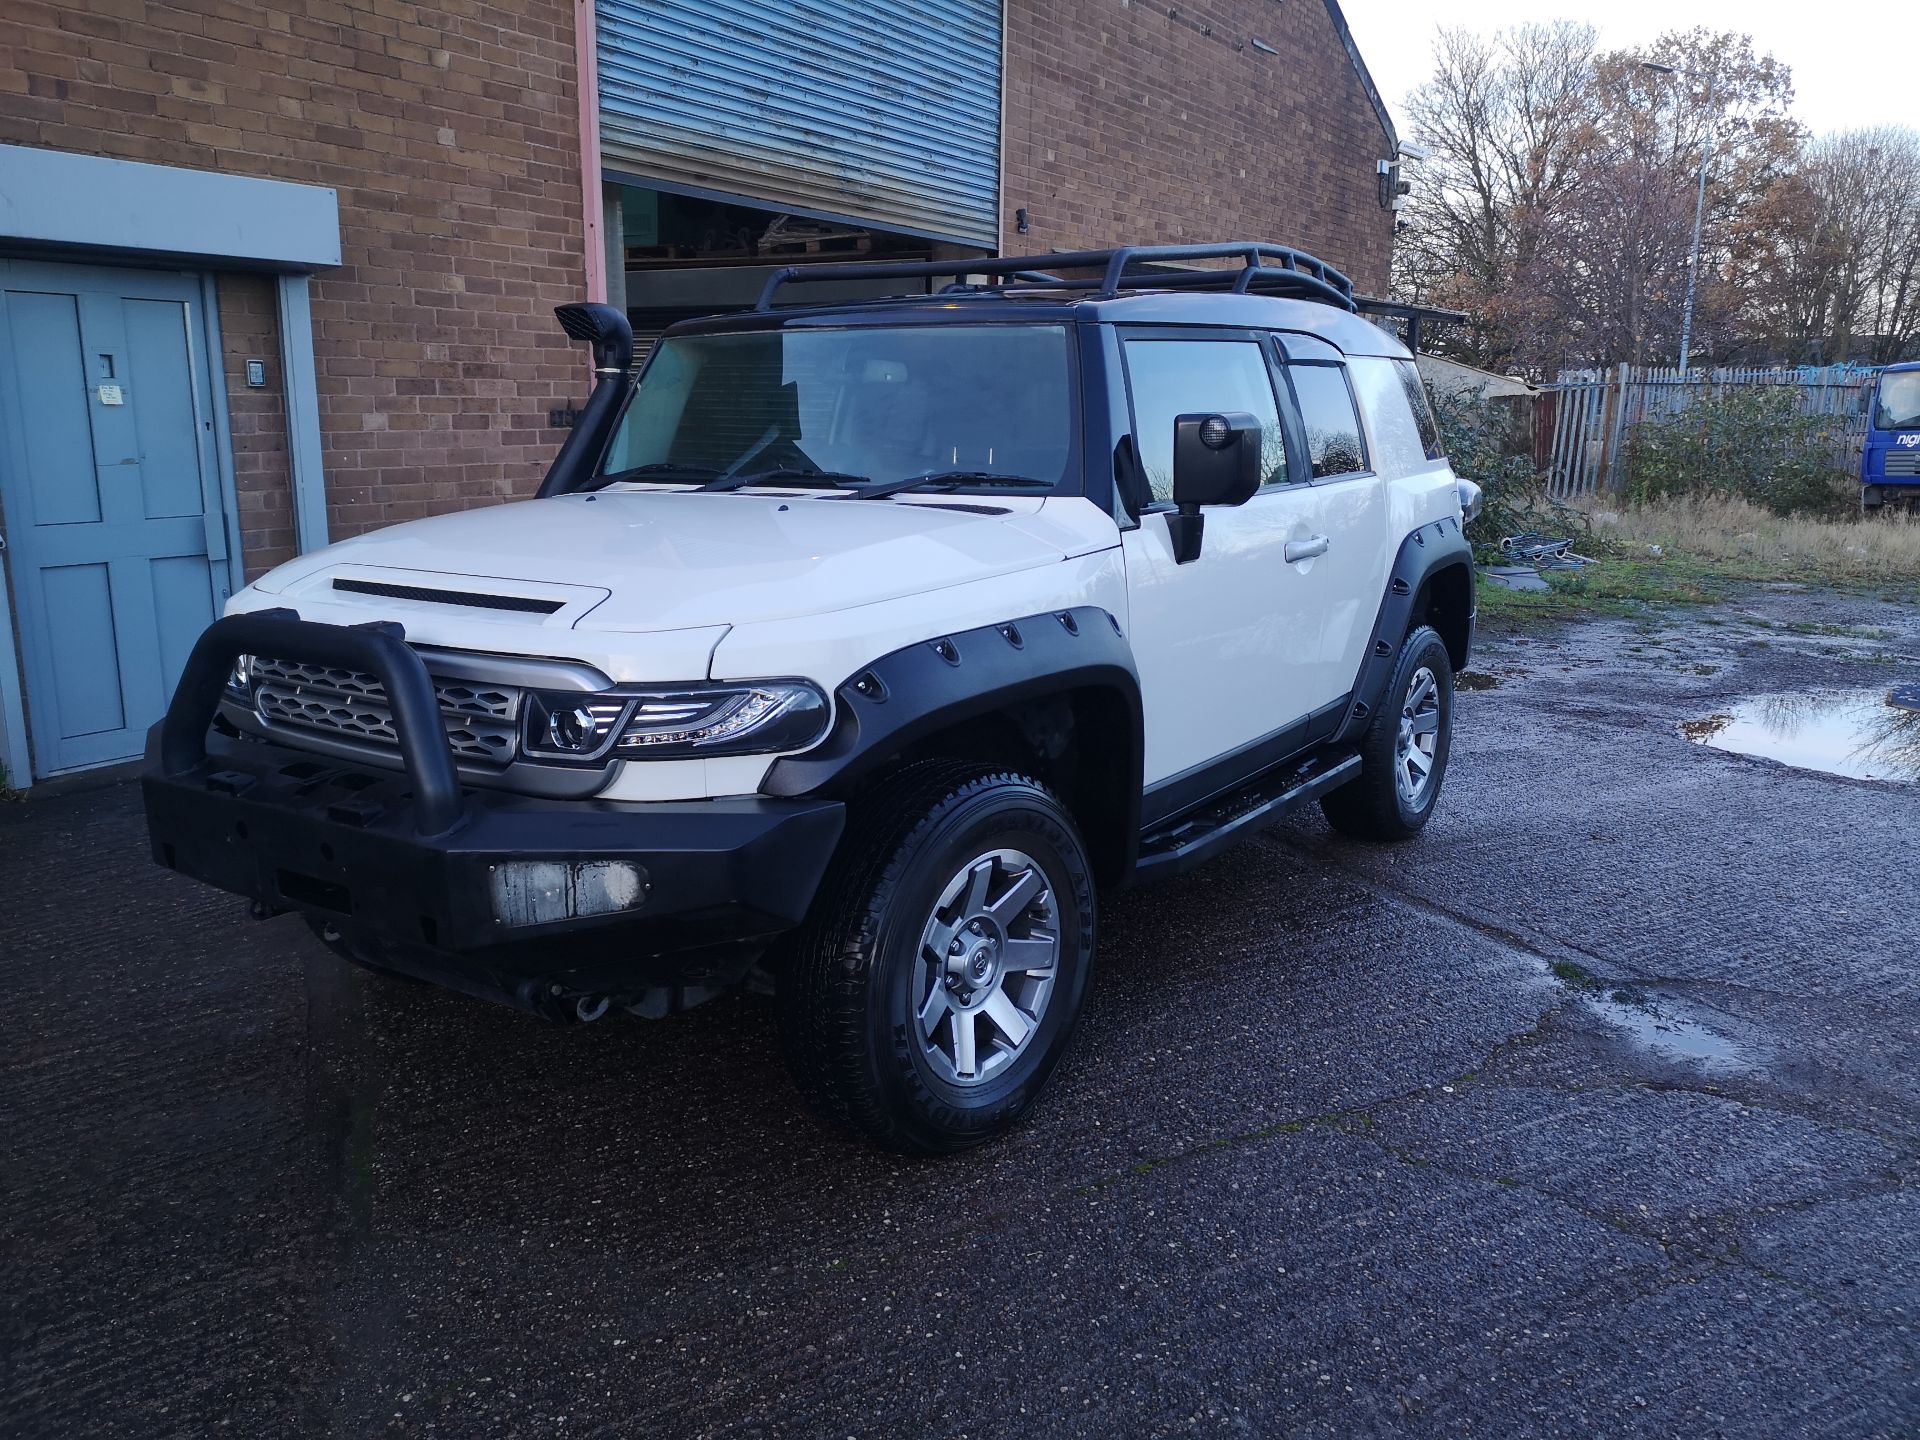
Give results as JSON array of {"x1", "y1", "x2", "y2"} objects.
[{"x1": 598, "y1": 0, "x2": 1001, "y2": 248}]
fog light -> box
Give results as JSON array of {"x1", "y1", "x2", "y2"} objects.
[{"x1": 489, "y1": 859, "x2": 650, "y2": 929}]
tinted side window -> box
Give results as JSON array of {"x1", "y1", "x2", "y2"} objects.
[
  {"x1": 1286, "y1": 364, "x2": 1367, "y2": 478},
  {"x1": 1346, "y1": 355, "x2": 1431, "y2": 479},
  {"x1": 1396, "y1": 358, "x2": 1444, "y2": 459},
  {"x1": 1123, "y1": 338, "x2": 1290, "y2": 500}
]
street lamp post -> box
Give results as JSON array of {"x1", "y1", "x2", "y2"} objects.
[{"x1": 1642, "y1": 62, "x2": 1713, "y2": 378}]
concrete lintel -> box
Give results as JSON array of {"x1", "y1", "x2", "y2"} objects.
[{"x1": 0, "y1": 144, "x2": 341, "y2": 270}]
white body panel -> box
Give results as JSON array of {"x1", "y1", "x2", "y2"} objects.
[
  {"x1": 255, "y1": 490, "x2": 1079, "y2": 633},
  {"x1": 1121, "y1": 475, "x2": 1392, "y2": 787}
]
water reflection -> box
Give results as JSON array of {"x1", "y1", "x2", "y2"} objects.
[{"x1": 1681, "y1": 688, "x2": 1920, "y2": 783}]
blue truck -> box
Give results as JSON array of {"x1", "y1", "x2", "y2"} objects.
[{"x1": 1862, "y1": 361, "x2": 1920, "y2": 513}]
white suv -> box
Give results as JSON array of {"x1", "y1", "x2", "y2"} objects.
[{"x1": 145, "y1": 243, "x2": 1479, "y2": 1153}]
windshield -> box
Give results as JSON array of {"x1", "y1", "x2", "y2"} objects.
[
  {"x1": 1874, "y1": 371, "x2": 1920, "y2": 431},
  {"x1": 599, "y1": 324, "x2": 1074, "y2": 491}
]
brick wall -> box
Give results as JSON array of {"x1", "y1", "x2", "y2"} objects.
[
  {"x1": 0, "y1": 0, "x2": 588, "y2": 561},
  {"x1": 214, "y1": 274, "x2": 297, "y2": 580},
  {"x1": 1004, "y1": 0, "x2": 1395, "y2": 295}
]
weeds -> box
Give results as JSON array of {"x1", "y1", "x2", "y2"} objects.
[
  {"x1": 1476, "y1": 491, "x2": 1920, "y2": 628},
  {"x1": 1550, "y1": 960, "x2": 1602, "y2": 992},
  {"x1": 1476, "y1": 553, "x2": 1726, "y2": 626},
  {"x1": 1430, "y1": 388, "x2": 1563, "y2": 548},
  {"x1": 1586, "y1": 494, "x2": 1920, "y2": 588}
]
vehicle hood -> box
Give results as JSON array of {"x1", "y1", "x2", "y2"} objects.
[{"x1": 255, "y1": 490, "x2": 1113, "y2": 633}]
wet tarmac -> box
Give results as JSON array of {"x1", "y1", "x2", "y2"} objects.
[{"x1": 4, "y1": 585, "x2": 1919, "y2": 1438}]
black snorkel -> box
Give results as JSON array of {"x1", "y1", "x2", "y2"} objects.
[{"x1": 535, "y1": 302, "x2": 635, "y2": 499}]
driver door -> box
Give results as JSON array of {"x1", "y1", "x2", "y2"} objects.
[{"x1": 1117, "y1": 330, "x2": 1379, "y2": 811}]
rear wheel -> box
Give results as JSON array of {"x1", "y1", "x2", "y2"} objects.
[
  {"x1": 778, "y1": 761, "x2": 1095, "y2": 1154},
  {"x1": 1321, "y1": 625, "x2": 1455, "y2": 841}
]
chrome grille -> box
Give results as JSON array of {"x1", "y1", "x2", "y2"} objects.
[{"x1": 250, "y1": 656, "x2": 522, "y2": 766}]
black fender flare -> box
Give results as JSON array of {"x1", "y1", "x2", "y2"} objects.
[
  {"x1": 1335, "y1": 516, "x2": 1474, "y2": 746},
  {"x1": 760, "y1": 606, "x2": 1145, "y2": 869}
]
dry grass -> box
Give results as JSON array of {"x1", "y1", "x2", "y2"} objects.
[{"x1": 1581, "y1": 494, "x2": 1920, "y2": 587}]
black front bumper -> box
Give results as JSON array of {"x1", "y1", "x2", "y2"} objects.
[{"x1": 142, "y1": 613, "x2": 845, "y2": 1001}]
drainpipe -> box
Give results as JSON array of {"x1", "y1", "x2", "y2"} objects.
[{"x1": 574, "y1": 0, "x2": 607, "y2": 303}]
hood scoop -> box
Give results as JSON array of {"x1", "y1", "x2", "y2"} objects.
[
  {"x1": 270, "y1": 562, "x2": 611, "y2": 629},
  {"x1": 331, "y1": 576, "x2": 565, "y2": 615}
]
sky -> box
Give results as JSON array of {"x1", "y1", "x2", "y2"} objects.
[{"x1": 1340, "y1": 0, "x2": 1913, "y2": 139}]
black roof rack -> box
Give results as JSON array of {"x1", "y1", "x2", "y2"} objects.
[
  {"x1": 1353, "y1": 297, "x2": 1469, "y2": 355},
  {"x1": 754, "y1": 242, "x2": 1358, "y2": 313}
]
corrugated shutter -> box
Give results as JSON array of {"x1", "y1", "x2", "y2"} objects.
[{"x1": 597, "y1": 0, "x2": 1001, "y2": 248}]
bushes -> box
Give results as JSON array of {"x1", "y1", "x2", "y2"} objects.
[
  {"x1": 1430, "y1": 387, "x2": 1551, "y2": 546},
  {"x1": 1624, "y1": 387, "x2": 1853, "y2": 516}
]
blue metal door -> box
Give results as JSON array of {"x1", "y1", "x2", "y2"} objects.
[{"x1": 0, "y1": 261, "x2": 231, "y2": 776}]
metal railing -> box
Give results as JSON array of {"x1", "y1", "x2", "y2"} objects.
[{"x1": 1538, "y1": 363, "x2": 1879, "y2": 497}]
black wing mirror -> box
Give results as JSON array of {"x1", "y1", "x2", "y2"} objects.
[{"x1": 1167, "y1": 411, "x2": 1263, "y2": 563}]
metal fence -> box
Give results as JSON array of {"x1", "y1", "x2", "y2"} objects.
[{"x1": 1538, "y1": 363, "x2": 1879, "y2": 498}]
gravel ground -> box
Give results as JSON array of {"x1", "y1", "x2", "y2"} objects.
[{"x1": 4, "y1": 586, "x2": 1917, "y2": 1439}]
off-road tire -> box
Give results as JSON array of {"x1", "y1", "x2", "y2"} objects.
[
  {"x1": 778, "y1": 760, "x2": 1095, "y2": 1155},
  {"x1": 1321, "y1": 624, "x2": 1455, "y2": 842}
]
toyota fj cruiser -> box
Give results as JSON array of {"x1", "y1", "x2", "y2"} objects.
[{"x1": 144, "y1": 243, "x2": 1479, "y2": 1154}]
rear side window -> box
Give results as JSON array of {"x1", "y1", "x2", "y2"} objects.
[
  {"x1": 1396, "y1": 358, "x2": 1444, "y2": 459},
  {"x1": 1285, "y1": 363, "x2": 1367, "y2": 479},
  {"x1": 1123, "y1": 338, "x2": 1291, "y2": 500},
  {"x1": 1346, "y1": 355, "x2": 1433, "y2": 480}
]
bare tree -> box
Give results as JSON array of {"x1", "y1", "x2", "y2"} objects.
[
  {"x1": 1394, "y1": 26, "x2": 1808, "y2": 375},
  {"x1": 1392, "y1": 22, "x2": 1600, "y2": 373},
  {"x1": 1739, "y1": 128, "x2": 1920, "y2": 363}
]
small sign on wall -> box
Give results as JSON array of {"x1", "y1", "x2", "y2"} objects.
[
  {"x1": 245, "y1": 360, "x2": 267, "y2": 387},
  {"x1": 96, "y1": 383, "x2": 124, "y2": 406}
]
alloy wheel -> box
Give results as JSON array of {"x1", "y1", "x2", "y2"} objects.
[
  {"x1": 912, "y1": 848, "x2": 1060, "y2": 1086},
  {"x1": 1394, "y1": 665, "x2": 1442, "y2": 807}
]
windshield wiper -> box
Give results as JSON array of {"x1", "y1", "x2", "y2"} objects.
[
  {"x1": 851, "y1": 471, "x2": 1056, "y2": 500},
  {"x1": 700, "y1": 466, "x2": 870, "y2": 493},
  {"x1": 593, "y1": 462, "x2": 721, "y2": 485}
]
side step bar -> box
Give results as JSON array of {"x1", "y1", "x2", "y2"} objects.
[{"x1": 1134, "y1": 752, "x2": 1361, "y2": 879}]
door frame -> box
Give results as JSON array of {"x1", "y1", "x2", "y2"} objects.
[
  {"x1": 0, "y1": 259, "x2": 243, "y2": 778},
  {"x1": 0, "y1": 143, "x2": 340, "y2": 789}
]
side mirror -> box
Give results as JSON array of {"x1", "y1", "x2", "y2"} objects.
[{"x1": 1167, "y1": 411, "x2": 1263, "y2": 564}]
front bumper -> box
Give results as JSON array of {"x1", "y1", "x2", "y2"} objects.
[
  {"x1": 1863, "y1": 479, "x2": 1920, "y2": 505},
  {"x1": 142, "y1": 612, "x2": 844, "y2": 1002}
]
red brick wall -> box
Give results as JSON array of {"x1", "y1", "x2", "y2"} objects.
[
  {"x1": 213, "y1": 274, "x2": 298, "y2": 580},
  {"x1": 0, "y1": 0, "x2": 588, "y2": 560},
  {"x1": 1004, "y1": 0, "x2": 1395, "y2": 295}
]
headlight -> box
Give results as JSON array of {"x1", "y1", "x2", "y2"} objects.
[{"x1": 522, "y1": 681, "x2": 829, "y2": 762}]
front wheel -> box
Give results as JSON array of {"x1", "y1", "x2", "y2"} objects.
[
  {"x1": 778, "y1": 762, "x2": 1095, "y2": 1154},
  {"x1": 1321, "y1": 624, "x2": 1455, "y2": 841}
]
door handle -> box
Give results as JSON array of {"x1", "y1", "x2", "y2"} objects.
[{"x1": 1284, "y1": 535, "x2": 1330, "y2": 563}]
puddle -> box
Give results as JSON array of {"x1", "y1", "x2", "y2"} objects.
[
  {"x1": 1680, "y1": 688, "x2": 1920, "y2": 783},
  {"x1": 1455, "y1": 670, "x2": 1501, "y2": 691},
  {"x1": 1583, "y1": 993, "x2": 1757, "y2": 1076}
]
